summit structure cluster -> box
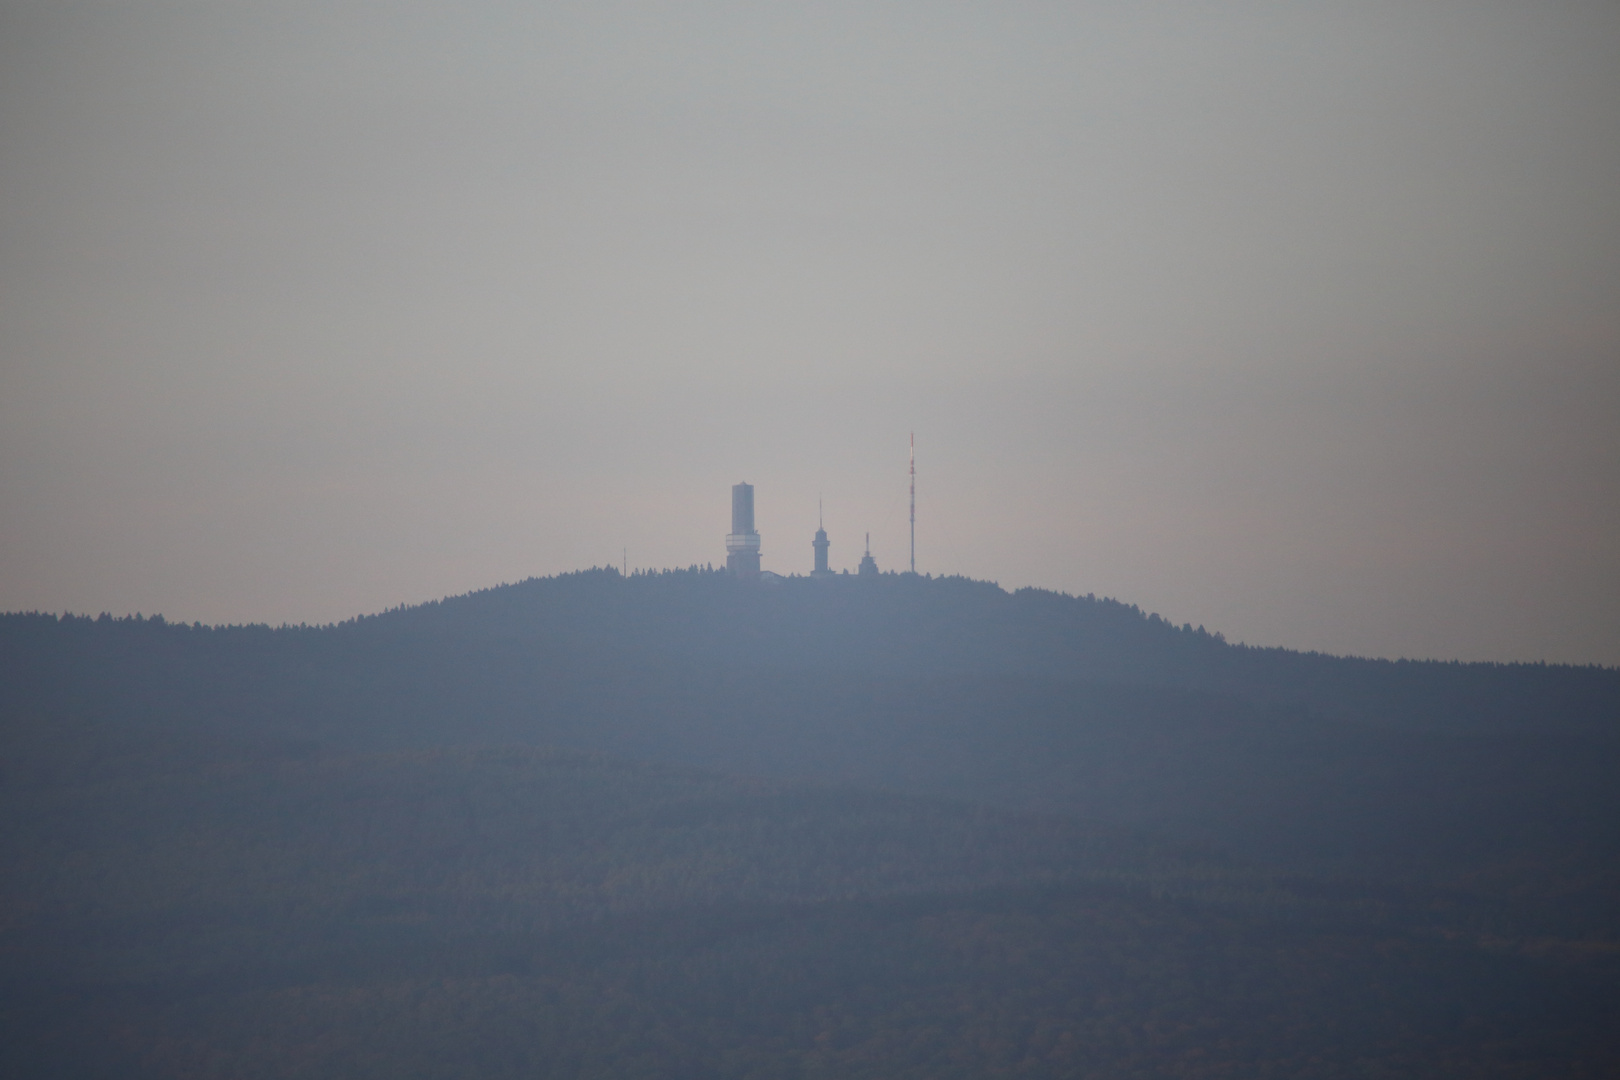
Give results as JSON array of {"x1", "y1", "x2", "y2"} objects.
[{"x1": 724, "y1": 436, "x2": 912, "y2": 580}]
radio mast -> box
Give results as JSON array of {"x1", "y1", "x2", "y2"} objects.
[{"x1": 909, "y1": 432, "x2": 915, "y2": 574}]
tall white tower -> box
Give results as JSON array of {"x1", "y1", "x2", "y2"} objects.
[{"x1": 726, "y1": 483, "x2": 761, "y2": 576}]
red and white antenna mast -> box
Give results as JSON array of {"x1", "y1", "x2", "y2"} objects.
[{"x1": 909, "y1": 432, "x2": 916, "y2": 574}]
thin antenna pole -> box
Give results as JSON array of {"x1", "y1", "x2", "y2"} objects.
[
  {"x1": 623, "y1": 547, "x2": 627, "y2": 576},
  {"x1": 909, "y1": 432, "x2": 916, "y2": 574}
]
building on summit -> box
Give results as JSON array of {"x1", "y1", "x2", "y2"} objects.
[{"x1": 858, "y1": 533, "x2": 879, "y2": 577}]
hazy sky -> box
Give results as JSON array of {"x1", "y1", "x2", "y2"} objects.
[{"x1": 2, "y1": 0, "x2": 1617, "y2": 664}]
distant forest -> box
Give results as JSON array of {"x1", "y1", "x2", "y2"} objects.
[{"x1": 3, "y1": 568, "x2": 1617, "y2": 1077}]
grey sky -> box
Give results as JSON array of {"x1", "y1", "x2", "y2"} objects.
[{"x1": 2, "y1": 0, "x2": 1617, "y2": 663}]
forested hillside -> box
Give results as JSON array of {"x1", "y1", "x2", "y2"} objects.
[{"x1": 3, "y1": 568, "x2": 1618, "y2": 1076}]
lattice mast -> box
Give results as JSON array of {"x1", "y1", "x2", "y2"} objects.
[{"x1": 909, "y1": 433, "x2": 916, "y2": 574}]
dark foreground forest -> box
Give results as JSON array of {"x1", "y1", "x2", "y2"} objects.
[{"x1": 3, "y1": 568, "x2": 1618, "y2": 1078}]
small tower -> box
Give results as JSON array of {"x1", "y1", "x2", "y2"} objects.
[
  {"x1": 811, "y1": 500, "x2": 833, "y2": 578},
  {"x1": 857, "y1": 532, "x2": 879, "y2": 577},
  {"x1": 726, "y1": 483, "x2": 761, "y2": 577}
]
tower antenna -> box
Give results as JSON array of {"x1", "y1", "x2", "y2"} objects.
[{"x1": 909, "y1": 432, "x2": 916, "y2": 574}]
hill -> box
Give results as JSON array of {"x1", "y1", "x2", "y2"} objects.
[{"x1": 3, "y1": 568, "x2": 1618, "y2": 1075}]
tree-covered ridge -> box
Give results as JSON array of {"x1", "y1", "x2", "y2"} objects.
[
  {"x1": 3, "y1": 712, "x2": 1614, "y2": 1079},
  {"x1": 5, "y1": 570, "x2": 1615, "y2": 919},
  {"x1": 9, "y1": 565, "x2": 1615, "y2": 734},
  {"x1": 3, "y1": 730, "x2": 1206, "y2": 944}
]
